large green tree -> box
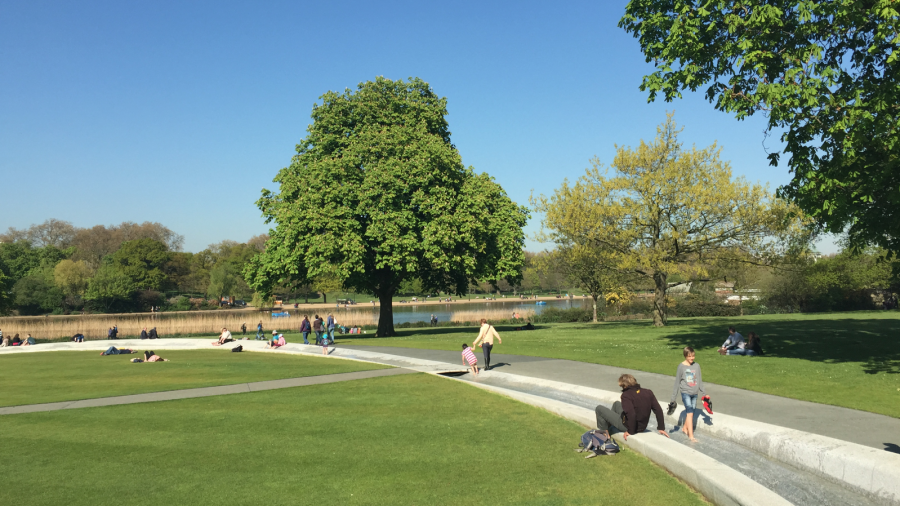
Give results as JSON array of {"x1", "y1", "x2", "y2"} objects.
[
  {"x1": 619, "y1": 1, "x2": 900, "y2": 255},
  {"x1": 110, "y1": 238, "x2": 171, "y2": 291},
  {"x1": 245, "y1": 77, "x2": 528, "y2": 336},
  {"x1": 534, "y1": 115, "x2": 809, "y2": 326}
]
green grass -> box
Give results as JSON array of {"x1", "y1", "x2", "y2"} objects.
[
  {"x1": 330, "y1": 311, "x2": 900, "y2": 418},
  {"x1": 0, "y1": 350, "x2": 387, "y2": 407},
  {"x1": 0, "y1": 374, "x2": 705, "y2": 506}
]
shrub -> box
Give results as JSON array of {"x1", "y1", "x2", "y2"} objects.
[
  {"x1": 671, "y1": 299, "x2": 740, "y2": 318},
  {"x1": 533, "y1": 306, "x2": 595, "y2": 323}
]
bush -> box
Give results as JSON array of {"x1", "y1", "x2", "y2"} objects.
[
  {"x1": 166, "y1": 296, "x2": 192, "y2": 312},
  {"x1": 671, "y1": 299, "x2": 741, "y2": 318},
  {"x1": 621, "y1": 298, "x2": 654, "y2": 315},
  {"x1": 533, "y1": 306, "x2": 595, "y2": 323}
]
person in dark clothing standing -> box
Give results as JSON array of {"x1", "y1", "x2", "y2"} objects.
[
  {"x1": 595, "y1": 374, "x2": 669, "y2": 441},
  {"x1": 300, "y1": 315, "x2": 311, "y2": 345}
]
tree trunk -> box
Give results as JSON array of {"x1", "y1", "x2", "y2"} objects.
[
  {"x1": 377, "y1": 292, "x2": 396, "y2": 337},
  {"x1": 322, "y1": 292, "x2": 327, "y2": 304},
  {"x1": 653, "y1": 272, "x2": 668, "y2": 327},
  {"x1": 591, "y1": 293, "x2": 599, "y2": 322}
]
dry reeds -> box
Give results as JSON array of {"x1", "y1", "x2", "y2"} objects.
[
  {"x1": 0, "y1": 310, "x2": 380, "y2": 341},
  {"x1": 448, "y1": 308, "x2": 536, "y2": 323}
]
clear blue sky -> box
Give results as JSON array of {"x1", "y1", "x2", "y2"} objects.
[{"x1": 0, "y1": 0, "x2": 836, "y2": 253}]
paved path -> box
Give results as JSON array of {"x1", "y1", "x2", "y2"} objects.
[
  {"x1": 0, "y1": 368, "x2": 416, "y2": 415},
  {"x1": 341, "y1": 345, "x2": 900, "y2": 453}
]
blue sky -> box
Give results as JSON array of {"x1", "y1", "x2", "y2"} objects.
[{"x1": 0, "y1": 0, "x2": 836, "y2": 253}]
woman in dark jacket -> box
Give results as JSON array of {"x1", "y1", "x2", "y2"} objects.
[{"x1": 595, "y1": 374, "x2": 670, "y2": 440}]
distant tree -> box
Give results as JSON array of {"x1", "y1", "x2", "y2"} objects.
[
  {"x1": 207, "y1": 264, "x2": 238, "y2": 301},
  {"x1": 247, "y1": 234, "x2": 269, "y2": 252},
  {"x1": 13, "y1": 272, "x2": 64, "y2": 315},
  {"x1": 54, "y1": 259, "x2": 92, "y2": 305},
  {"x1": 619, "y1": 1, "x2": 900, "y2": 256},
  {"x1": 84, "y1": 264, "x2": 137, "y2": 313},
  {"x1": 110, "y1": 238, "x2": 171, "y2": 291},
  {"x1": 0, "y1": 219, "x2": 76, "y2": 248},
  {"x1": 72, "y1": 222, "x2": 183, "y2": 268},
  {"x1": 245, "y1": 77, "x2": 528, "y2": 336},
  {"x1": 534, "y1": 115, "x2": 810, "y2": 326},
  {"x1": 538, "y1": 245, "x2": 630, "y2": 322}
]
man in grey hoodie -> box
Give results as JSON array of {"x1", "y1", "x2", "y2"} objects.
[{"x1": 671, "y1": 346, "x2": 706, "y2": 442}]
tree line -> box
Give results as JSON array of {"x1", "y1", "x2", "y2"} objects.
[{"x1": 0, "y1": 220, "x2": 267, "y2": 315}]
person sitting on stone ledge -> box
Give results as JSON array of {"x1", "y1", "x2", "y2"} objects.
[{"x1": 595, "y1": 373, "x2": 670, "y2": 442}]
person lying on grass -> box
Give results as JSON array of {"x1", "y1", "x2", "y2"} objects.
[
  {"x1": 212, "y1": 327, "x2": 233, "y2": 346},
  {"x1": 100, "y1": 346, "x2": 135, "y2": 356},
  {"x1": 131, "y1": 351, "x2": 169, "y2": 362}
]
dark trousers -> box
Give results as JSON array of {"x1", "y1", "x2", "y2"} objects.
[
  {"x1": 595, "y1": 401, "x2": 627, "y2": 433},
  {"x1": 483, "y1": 343, "x2": 493, "y2": 369}
]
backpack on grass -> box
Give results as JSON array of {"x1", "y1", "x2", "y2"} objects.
[
  {"x1": 576, "y1": 430, "x2": 620, "y2": 458},
  {"x1": 231, "y1": 345, "x2": 243, "y2": 353}
]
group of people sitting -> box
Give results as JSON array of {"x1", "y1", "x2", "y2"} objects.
[
  {"x1": 0, "y1": 333, "x2": 36, "y2": 347},
  {"x1": 718, "y1": 327, "x2": 764, "y2": 356}
]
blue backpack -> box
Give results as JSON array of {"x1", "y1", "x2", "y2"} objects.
[{"x1": 577, "y1": 430, "x2": 620, "y2": 458}]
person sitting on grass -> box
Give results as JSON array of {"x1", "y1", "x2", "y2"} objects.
[
  {"x1": 718, "y1": 326, "x2": 745, "y2": 355},
  {"x1": 595, "y1": 373, "x2": 669, "y2": 442},
  {"x1": 72, "y1": 333, "x2": 85, "y2": 343},
  {"x1": 148, "y1": 327, "x2": 158, "y2": 339},
  {"x1": 132, "y1": 350, "x2": 169, "y2": 362},
  {"x1": 514, "y1": 321, "x2": 535, "y2": 331},
  {"x1": 1, "y1": 333, "x2": 9, "y2": 347},
  {"x1": 11, "y1": 334, "x2": 21, "y2": 346},
  {"x1": 212, "y1": 327, "x2": 233, "y2": 346},
  {"x1": 735, "y1": 332, "x2": 763, "y2": 356},
  {"x1": 461, "y1": 344, "x2": 479, "y2": 376},
  {"x1": 22, "y1": 334, "x2": 36, "y2": 346},
  {"x1": 100, "y1": 346, "x2": 135, "y2": 356},
  {"x1": 266, "y1": 331, "x2": 286, "y2": 349}
]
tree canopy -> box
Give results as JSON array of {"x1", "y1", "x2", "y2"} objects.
[
  {"x1": 534, "y1": 115, "x2": 809, "y2": 326},
  {"x1": 245, "y1": 77, "x2": 528, "y2": 336},
  {"x1": 619, "y1": 1, "x2": 900, "y2": 255}
]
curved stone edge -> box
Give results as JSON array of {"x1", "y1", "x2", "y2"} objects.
[
  {"x1": 460, "y1": 369, "x2": 900, "y2": 506},
  {"x1": 451, "y1": 380, "x2": 792, "y2": 506}
]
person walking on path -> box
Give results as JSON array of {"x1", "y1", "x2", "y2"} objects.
[
  {"x1": 255, "y1": 321, "x2": 264, "y2": 340},
  {"x1": 300, "y1": 315, "x2": 311, "y2": 344},
  {"x1": 595, "y1": 373, "x2": 669, "y2": 441},
  {"x1": 670, "y1": 346, "x2": 706, "y2": 442},
  {"x1": 472, "y1": 319, "x2": 502, "y2": 371},
  {"x1": 241, "y1": 322, "x2": 247, "y2": 335},
  {"x1": 313, "y1": 314, "x2": 324, "y2": 345},
  {"x1": 326, "y1": 314, "x2": 336, "y2": 343},
  {"x1": 462, "y1": 344, "x2": 479, "y2": 376}
]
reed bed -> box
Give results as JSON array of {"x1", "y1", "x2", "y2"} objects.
[
  {"x1": 448, "y1": 308, "x2": 535, "y2": 323},
  {"x1": 0, "y1": 310, "x2": 380, "y2": 341}
]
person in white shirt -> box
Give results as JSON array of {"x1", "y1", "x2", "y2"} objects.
[
  {"x1": 718, "y1": 326, "x2": 745, "y2": 355},
  {"x1": 472, "y1": 319, "x2": 502, "y2": 370}
]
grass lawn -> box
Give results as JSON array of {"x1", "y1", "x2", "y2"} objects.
[
  {"x1": 0, "y1": 374, "x2": 705, "y2": 506},
  {"x1": 0, "y1": 350, "x2": 388, "y2": 407},
  {"x1": 329, "y1": 311, "x2": 900, "y2": 418}
]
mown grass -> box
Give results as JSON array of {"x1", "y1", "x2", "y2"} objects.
[
  {"x1": 333, "y1": 311, "x2": 900, "y2": 418},
  {"x1": 0, "y1": 374, "x2": 706, "y2": 506},
  {"x1": 0, "y1": 350, "x2": 387, "y2": 407}
]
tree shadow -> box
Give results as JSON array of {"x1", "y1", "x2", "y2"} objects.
[{"x1": 653, "y1": 314, "x2": 900, "y2": 372}]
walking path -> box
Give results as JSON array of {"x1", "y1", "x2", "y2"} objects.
[{"x1": 0, "y1": 368, "x2": 415, "y2": 416}]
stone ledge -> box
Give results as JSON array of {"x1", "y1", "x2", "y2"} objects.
[{"x1": 456, "y1": 381, "x2": 793, "y2": 506}]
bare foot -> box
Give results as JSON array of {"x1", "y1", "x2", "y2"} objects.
[{"x1": 689, "y1": 437, "x2": 699, "y2": 442}]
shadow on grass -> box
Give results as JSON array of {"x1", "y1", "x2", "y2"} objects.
[{"x1": 652, "y1": 314, "x2": 900, "y2": 373}]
